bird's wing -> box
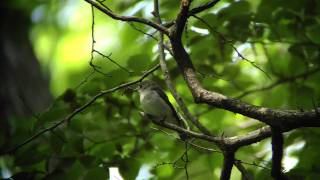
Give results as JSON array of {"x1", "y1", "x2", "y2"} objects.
[{"x1": 151, "y1": 86, "x2": 183, "y2": 127}]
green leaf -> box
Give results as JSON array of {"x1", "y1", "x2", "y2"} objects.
[
  {"x1": 119, "y1": 159, "x2": 141, "y2": 179},
  {"x1": 84, "y1": 167, "x2": 108, "y2": 180},
  {"x1": 66, "y1": 161, "x2": 86, "y2": 179},
  {"x1": 306, "y1": 24, "x2": 320, "y2": 44},
  {"x1": 127, "y1": 54, "x2": 151, "y2": 72},
  {"x1": 88, "y1": 142, "x2": 116, "y2": 159}
]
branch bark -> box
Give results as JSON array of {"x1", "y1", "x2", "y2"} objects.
[
  {"x1": 221, "y1": 151, "x2": 235, "y2": 180},
  {"x1": 169, "y1": 9, "x2": 320, "y2": 130},
  {"x1": 188, "y1": 0, "x2": 221, "y2": 16},
  {"x1": 234, "y1": 160, "x2": 253, "y2": 180},
  {"x1": 152, "y1": 0, "x2": 212, "y2": 135},
  {"x1": 84, "y1": 0, "x2": 169, "y2": 35},
  {"x1": 271, "y1": 128, "x2": 288, "y2": 180}
]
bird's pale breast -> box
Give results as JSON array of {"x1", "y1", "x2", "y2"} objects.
[{"x1": 139, "y1": 90, "x2": 172, "y2": 118}]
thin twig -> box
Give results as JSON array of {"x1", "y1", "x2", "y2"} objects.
[
  {"x1": 188, "y1": 0, "x2": 221, "y2": 16},
  {"x1": 0, "y1": 64, "x2": 160, "y2": 155},
  {"x1": 128, "y1": 22, "x2": 158, "y2": 41},
  {"x1": 89, "y1": 5, "x2": 111, "y2": 76},
  {"x1": 236, "y1": 67, "x2": 320, "y2": 99},
  {"x1": 192, "y1": 15, "x2": 271, "y2": 80},
  {"x1": 84, "y1": 0, "x2": 169, "y2": 35},
  {"x1": 93, "y1": 50, "x2": 133, "y2": 74},
  {"x1": 236, "y1": 159, "x2": 271, "y2": 170}
]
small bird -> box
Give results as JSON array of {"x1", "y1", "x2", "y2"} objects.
[{"x1": 138, "y1": 80, "x2": 186, "y2": 135}]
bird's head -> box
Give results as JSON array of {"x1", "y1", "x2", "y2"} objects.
[{"x1": 138, "y1": 80, "x2": 158, "y2": 93}]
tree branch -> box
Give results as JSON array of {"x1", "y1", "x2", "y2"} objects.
[
  {"x1": 237, "y1": 67, "x2": 320, "y2": 99},
  {"x1": 221, "y1": 151, "x2": 235, "y2": 180},
  {"x1": 271, "y1": 128, "x2": 288, "y2": 180},
  {"x1": 152, "y1": 0, "x2": 212, "y2": 135},
  {"x1": 170, "y1": 0, "x2": 191, "y2": 40},
  {"x1": 167, "y1": 0, "x2": 320, "y2": 130},
  {"x1": 164, "y1": 0, "x2": 222, "y2": 28},
  {"x1": 229, "y1": 126, "x2": 272, "y2": 148},
  {"x1": 0, "y1": 64, "x2": 160, "y2": 155},
  {"x1": 149, "y1": 115, "x2": 278, "y2": 149},
  {"x1": 84, "y1": 0, "x2": 169, "y2": 35},
  {"x1": 234, "y1": 160, "x2": 253, "y2": 180},
  {"x1": 188, "y1": 0, "x2": 221, "y2": 16},
  {"x1": 169, "y1": 27, "x2": 320, "y2": 129}
]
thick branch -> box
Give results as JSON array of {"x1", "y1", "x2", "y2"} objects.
[
  {"x1": 153, "y1": 0, "x2": 212, "y2": 135},
  {"x1": 271, "y1": 128, "x2": 288, "y2": 180},
  {"x1": 221, "y1": 151, "x2": 235, "y2": 180},
  {"x1": 168, "y1": 0, "x2": 320, "y2": 131},
  {"x1": 84, "y1": 0, "x2": 169, "y2": 35},
  {"x1": 164, "y1": 0, "x2": 221, "y2": 28},
  {"x1": 169, "y1": 25, "x2": 320, "y2": 129},
  {"x1": 171, "y1": 0, "x2": 191, "y2": 40}
]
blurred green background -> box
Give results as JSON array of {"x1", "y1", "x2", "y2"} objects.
[{"x1": 1, "y1": 0, "x2": 320, "y2": 179}]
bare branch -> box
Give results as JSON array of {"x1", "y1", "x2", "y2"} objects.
[
  {"x1": 148, "y1": 116, "x2": 276, "y2": 148},
  {"x1": 221, "y1": 151, "x2": 235, "y2": 180},
  {"x1": 0, "y1": 64, "x2": 160, "y2": 155},
  {"x1": 169, "y1": 28, "x2": 320, "y2": 129},
  {"x1": 189, "y1": 0, "x2": 221, "y2": 16},
  {"x1": 84, "y1": 0, "x2": 169, "y2": 35},
  {"x1": 163, "y1": 0, "x2": 222, "y2": 28},
  {"x1": 234, "y1": 160, "x2": 253, "y2": 180},
  {"x1": 237, "y1": 67, "x2": 320, "y2": 99},
  {"x1": 93, "y1": 50, "x2": 133, "y2": 74},
  {"x1": 171, "y1": 0, "x2": 191, "y2": 39},
  {"x1": 229, "y1": 126, "x2": 272, "y2": 148},
  {"x1": 128, "y1": 23, "x2": 158, "y2": 41},
  {"x1": 192, "y1": 15, "x2": 271, "y2": 80},
  {"x1": 152, "y1": 0, "x2": 212, "y2": 135},
  {"x1": 271, "y1": 128, "x2": 288, "y2": 180}
]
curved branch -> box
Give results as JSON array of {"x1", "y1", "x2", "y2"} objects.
[
  {"x1": 0, "y1": 64, "x2": 160, "y2": 155},
  {"x1": 169, "y1": 24, "x2": 320, "y2": 129},
  {"x1": 168, "y1": 0, "x2": 320, "y2": 131},
  {"x1": 153, "y1": 0, "x2": 212, "y2": 135},
  {"x1": 149, "y1": 115, "x2": 277, "y2": 149},
  {"x1": 84, "y1": 0, "x2": 169, "y2": 35},
  {"x1": 189, "y1": 0, "x2": 221, "y2": 16},
  {"x1": 164, "y1": 0, "x2": 222, "y2": 28},
  {"x1": 237, "y1": 67, "x2": 320, "y2": 99},
  {"x1": 171, "y1": 0, "x2": 191, "y2": 40},
  {"x1": 229, "y1": 126, "x2": 272, "y2": 148}
]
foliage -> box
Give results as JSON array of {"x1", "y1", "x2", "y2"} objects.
[{"x1": 1, "y1": 0, "x2": 320, "y2": 179}]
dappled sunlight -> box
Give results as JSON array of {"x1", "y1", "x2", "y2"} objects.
[
  {"x1": 31, "y1": 0, "x2": 119, "y2": 96},
  {"x1": 283, "y1": 141, "x2": 305, "y2": 171},
  {"x1": 2, "y1": 0, "x2": 320, "y2": 179}
]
